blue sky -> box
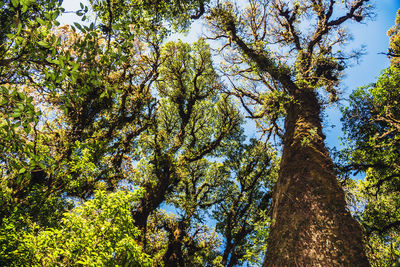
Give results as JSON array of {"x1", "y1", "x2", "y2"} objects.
[
  {"x1": 324, "y1": 1, "x2": 400, "y2": 149},
  {"x1": 60, "y1": 0, "x2": 400, "y2": 150}
]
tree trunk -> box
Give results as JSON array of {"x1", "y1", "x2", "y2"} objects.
[{"x1": 263, "y1": 90, "x2": 369, "y2": 266}]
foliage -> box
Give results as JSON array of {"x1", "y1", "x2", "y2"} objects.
[
  {"x1": 3, "y1": 0, "x2": 397, "y2": 265},
  {"x1": 212, "y1": 139, "x2": 278, "y2": 266},
  {"x1": 2, "y1": 189, "x2": 153, "y2": 266},
  {"x1": 341, "y1": 66, "x2": 400, "y2": 265},
  {"x1": 0, "y1": 0, "x2": 278, "y2": 266},
  {"x1": 89, "y1": 0, "x2": 208, "y2": 32},
  {"x1": 340, "y1": 9, "x2": 400, "y2": 266},
  {"x1": 206, "y1": 0, "x2": 373, "y2": 265},
  {"x1": 205, "y1": 0, "x2": 373, "y2": 134},
  {"x1": 388, "y1": 9, "x2": 400, "y2": 66}
]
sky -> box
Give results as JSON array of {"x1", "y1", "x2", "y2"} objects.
[
  {"x1": 59, "y1": 0, "x2": 400, "y2": 150},
  {"x1": 324, "y1": 1, "x2": 400, "y2": 149}
]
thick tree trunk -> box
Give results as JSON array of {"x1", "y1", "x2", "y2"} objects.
[{"x1": 263, "y1": 90, "x2": 369, "y2": 266}]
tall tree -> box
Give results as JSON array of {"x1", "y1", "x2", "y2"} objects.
[
  {"x1": 206, "y1": 0, "x2": 372, "y2": 265},
  {"x1": 1, "y1": 0, "x2": 385, "y2": 265},
  {"x1": 1, "y1": 1, "x2": 277, "y2": 265}
]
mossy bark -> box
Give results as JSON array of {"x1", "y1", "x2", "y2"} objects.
[{"x1": 263, "y1": 90, "x2": 369, "y2": 266}]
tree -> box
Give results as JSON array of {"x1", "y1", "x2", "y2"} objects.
[
  {"x1": 205, "y1": 0, "x2": 372, "y2": 265},
  {"x1": 340, "y1": 9, "x2": 400, "y2": 265},
  {"x1": 0, "y1": 0, "x2": 277, "y2": 265},
  {"x1": 1, "y1": 0, "x2": 384, "y2": 265},
  {"x1": 388, "y1": 9, "x2": 400, "y2": 65},
  {"x1": 9, "y1": 190, "x2": 153, "y2": 266},
  {"x1": 212, "y1": 139, "x2": 278, "y2": 266}
]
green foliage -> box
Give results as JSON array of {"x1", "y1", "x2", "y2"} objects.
[
  {"x1": 4, "y1": 0, "x2": 380, "y2": 265},
  {"x1": 0, "y1": 190, "x2": 71, "y2": 265},
  {"x1": 343, "y1": 179, "x2": 400, "y2": 266},
  {"x1": 89, "y1": 0, "x2": 208, "y2": 32},
  {"x1": 341, "y1": 66, "x2": 400, "y2": 264},
  {"x1": 340, "y1": 11, "x2": 400, "y2": 265},
  {"x1": 3, "y1": 189, "x2": 152, "y2": 266},
  {"x1": 388, "y1": 9, "x2": 400, "y2": 66},
  {"x1": 0, "y1": 1, "x2": 278, "y2": 265},
  {"x1": 212, "y1": 139, "x2": 278, "y2": 266}
]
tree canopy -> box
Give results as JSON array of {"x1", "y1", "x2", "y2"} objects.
[
  {"x1": 340, "y1": 9, "x2": 400, "y2": 265},
  {"x1": 1, "y1": 0, "x2": 399, "y2": 266}
]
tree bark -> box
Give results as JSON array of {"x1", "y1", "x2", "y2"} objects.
[{"x1": 263, "y1": 89, "x2": 369, "y2": 266}]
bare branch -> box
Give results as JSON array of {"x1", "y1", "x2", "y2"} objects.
[
  {"x1": 190, "y1": 2, "x2": 205, "y2": 19},
  {"x1": 328, "y1": 0, "x2": 369, "y2": 27},
  {"x1": 275, "y1": 3, "x2": 302, "y2": 50}
]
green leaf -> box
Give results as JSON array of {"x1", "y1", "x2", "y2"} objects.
[
  {"x1": 36, "y1": 17, "x2": 46, "y2": 26},
  {"x1": 16, "y1": 23, "x2": 23, "y2": 35},
  {"x1": 16, "y1": 36, "x2": 24, "y2": 44},
  {"x1": 38, "y1": 162, "x2": 46, "y2": 170},
  {"x1": 11, "y1": 0, "x2": 19, "y2": 8},
  {"x1": 10, "y1": 90, "x2": 18, "y2": 97},
  {"x1": 38, "y1": 41, "x2": 50, "y2": 48},
  {"x1": 1, "y1": 86, "x2": 8, "y2": 94},
  {"x1": 72, "y1": 63, "x2": 79, "y2": 72},
  {"x1": 18, "y1": 92, "x2": 25, "y2": 100},
  {"x1": 23, "y1": 125, "x2": 31, "y2": 134},
  {"x1": 0, "y1": 97, "x2": 8, "y2": 105},
  {"x1": 11, "y1": 112, "x2": 21, "y2": 118},
  {"x1": 19, "y1": 168, "x2": 26, "y2": 174},
  {"x1": 16, "y1": 103, "x2": 24, "y2": 110},
  {"x1": 21, "y1": 3, "x2": 28, "y2": 13},
  {"x1": 73, "y1": 22, "x2": 84, "y2": 32}
]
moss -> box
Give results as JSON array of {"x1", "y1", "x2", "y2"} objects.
[{"x1": 264, "y1": 91, "x2": 369, "y2": 266}]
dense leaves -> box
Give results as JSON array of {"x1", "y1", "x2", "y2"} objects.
[
  {"x1": 4, "y1": 190, "x2": 152, "y2": 266},
  {"x1": 0, "y1": 0, "x2": 278, "y2": 266},
  {"x1": 340, "y1": 9, "x2": 400, "y2": 266},
  {"x1": 341, "y1": 66, "x2": 400, "y2": 265},
  {"x1": 2, "y1": 0, "x2": 399, "y2": 265}
]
